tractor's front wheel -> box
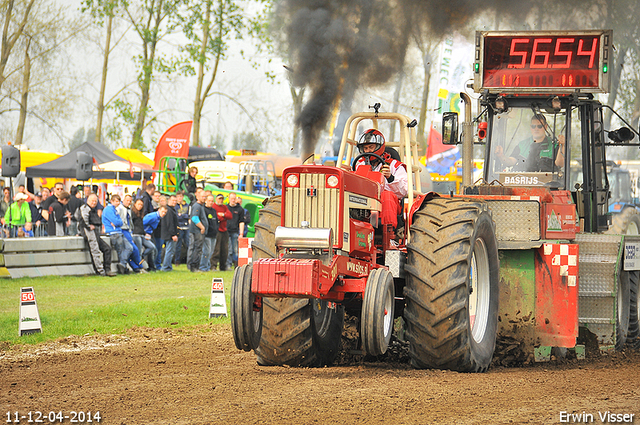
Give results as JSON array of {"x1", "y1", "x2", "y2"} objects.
[
  {"x1": 404, "y1": 197, "x2": 499, "y2": 372},
  {"x1": 230, "y1": 264, "x2": 262, "y2": 351},
  {"x1": 361, "y1": 268, "x2": 395, "y2": 356}
]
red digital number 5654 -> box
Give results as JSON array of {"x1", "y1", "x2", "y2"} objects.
[{"x1": 509, "y1": 37, "x2": 598, "y2": 69}]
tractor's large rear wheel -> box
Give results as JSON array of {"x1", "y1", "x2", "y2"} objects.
[
  {"x1": 404, "y1": 197, "x2": 499, "y2": 372},
  {"x1": 619, "y1": 210, "x2": 640, "y2": 348},
  {"x1": 616, "y1": 269, "x2": 631, "y2": 350},
  {"x1": 609, "y1": 208, "x2": 640, "y2": 235},
  {"x1": 256, "y1": 297, "x2": 344, "y2": 367},
  {"x1": 252, "y1": 196, "x2": 344, "y2": 367},
  {"x1": 628, "y1": 270, "x2": 640, "y2": 348},
  {"x1": 626, "y1": 214, "x2": 640, "y2": 235}
]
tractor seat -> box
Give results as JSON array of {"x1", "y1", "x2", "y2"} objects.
[{"x1": 384, "y1": 147, "x2": 401, "y2": 162}]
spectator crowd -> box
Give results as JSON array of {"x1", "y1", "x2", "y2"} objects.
[{"x1": 0, "y1": 181, "x2": 250, "y2": 277}]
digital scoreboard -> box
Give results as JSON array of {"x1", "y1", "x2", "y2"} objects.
[{"x1": 474, "y1": 30, "x2": 612, "y2": 93}]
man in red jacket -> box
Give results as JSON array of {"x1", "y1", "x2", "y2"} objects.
[
  {"x1": 355, "y1": 129, "x2": 407, "y2": 230},
  {"x1": 210, "y1": 193, "x2": 232, "y2": 271}
]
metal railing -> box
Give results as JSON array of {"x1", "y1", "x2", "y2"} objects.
[
  {"x1": 1, "y1": 223, "x2": 46, "y2": 238},
  {"x1": 0, "y1": 222, "x2": 81, "y2": 238}
]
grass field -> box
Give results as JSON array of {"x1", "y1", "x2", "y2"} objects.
[{"x1": 0, "y1": 266, "x2": 235, "y2": 347}]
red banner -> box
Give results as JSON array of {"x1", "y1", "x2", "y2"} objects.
[
  {"x1": 153, "y1": 121, "x2": 193, "y2": 170},
  {"x1": 426, "y1": 127, "x2": 449, "y2": 159}
]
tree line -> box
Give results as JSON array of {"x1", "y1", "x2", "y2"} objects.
[{"x1": 1, "y1": 0, "x2": 639, "y2": 157}]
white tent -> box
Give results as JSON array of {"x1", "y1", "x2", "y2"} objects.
[{"x1": 93, "y1": 160, "x2": 153, "y2": 183}]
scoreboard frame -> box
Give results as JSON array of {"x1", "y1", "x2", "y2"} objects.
[{"x1": 473, "y1": 30, "x2": 612, "y2": 94}]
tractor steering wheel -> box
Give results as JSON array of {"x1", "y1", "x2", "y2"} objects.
[{"x1": 352, "y1": 152, "x2": 385, "y2": 171}]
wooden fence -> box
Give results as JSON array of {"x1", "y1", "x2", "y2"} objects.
[{"x1": 0, "y1": 236, "x2": 117, "y2": 279}]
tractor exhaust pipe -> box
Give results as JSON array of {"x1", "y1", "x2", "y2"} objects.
[
  {"x1": 275, "y1": 226, "x2": 333, "y2": 250},
  {"x1": 460, "y1": 92, "x2": 473, "y2": 191}
]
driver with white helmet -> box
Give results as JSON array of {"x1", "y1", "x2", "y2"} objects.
[{"x1": 355, "y1": 129, "x2": 408, "y2": 229}]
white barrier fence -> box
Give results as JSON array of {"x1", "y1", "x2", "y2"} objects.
[{"x1": 0, "y1": 236, "x2": 118, "y2": 279}]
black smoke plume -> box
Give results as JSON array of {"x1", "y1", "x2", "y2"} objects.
[
  {"x1": 282, "y1": 0, "x2": 412, "y2": 159},
  {"x1": 280, "y1": 0, "x2": 627, "y2": 159}
]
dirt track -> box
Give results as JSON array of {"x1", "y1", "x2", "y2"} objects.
[{"x1": 1, "y1": 324, "x2": 639, "y2": 425}]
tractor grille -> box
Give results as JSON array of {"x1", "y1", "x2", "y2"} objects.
[{"x1": 284, "y1": 173, "x2": 341, "y2": 246}]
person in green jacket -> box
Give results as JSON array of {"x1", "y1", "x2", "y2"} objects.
[
  {"x1": 495, "y1": 114, "x2": 566, "y2": 172},
  {"x1": 4, "y1": 192, "x2": 32, "y2": 237}
]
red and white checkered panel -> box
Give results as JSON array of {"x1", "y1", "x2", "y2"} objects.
[
  {"x1": 543, "y1": 243, "x2": 578, "y2": 286},
  {"x1": 509, "y1": 195, "x2": 541, "y2": 201},
  {"x1": 238, "y1": 237, "x2": 254, "y2": 266}
]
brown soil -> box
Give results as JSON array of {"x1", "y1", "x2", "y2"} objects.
[{"x1": 1, "y1": 325, "x2": 639, "y2": 425}]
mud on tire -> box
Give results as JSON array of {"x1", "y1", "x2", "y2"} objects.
[
  {"x1": 404, "y1": 197, "x2": 499, "y2": 372},
  {"x1": 252, "y1": 196, "x2": 344, "y2": 367}
]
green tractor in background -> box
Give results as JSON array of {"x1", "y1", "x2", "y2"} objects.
[{"x1": 155, "y1": 155, "x2": 268, "y2": 237}]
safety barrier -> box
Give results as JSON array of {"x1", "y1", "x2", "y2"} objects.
[
  {"x1": 0, "y1": 236, "x2": 117, "y2": 279},
  {"x1": 0, "y1": 223, "x2": 48, "y2": 238}
]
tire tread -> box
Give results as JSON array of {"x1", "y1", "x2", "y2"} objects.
[{"x1": 404, "y1": 197, "x2": 499, "y2": 372}]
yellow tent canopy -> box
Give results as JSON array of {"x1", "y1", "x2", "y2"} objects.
[
  {"x1": 114, "y1": 148, "x2": 154, "y2": 166},
  {"x1": 19, "y1": 150, "x2": 62, "y2": 171}
]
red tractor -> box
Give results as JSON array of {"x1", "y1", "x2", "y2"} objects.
[
  {"x1": 231, "y1": 106, "x2": 501, "y2": 372},
  {"x1": 231, "y1": 29, "x2": 640, "y2": 371}
]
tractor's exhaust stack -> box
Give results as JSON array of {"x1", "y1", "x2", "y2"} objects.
[{"x1": 460, "y1": 92, "x2": 473, "y2": 191}]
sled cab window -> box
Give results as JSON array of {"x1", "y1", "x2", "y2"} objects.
[{"x1": 487, "y1": 107, "x2": 567, "y2": 189}]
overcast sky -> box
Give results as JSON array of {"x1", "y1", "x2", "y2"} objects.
[
  {"x1": 13, "y1": 0, "x2": 473, "y2": 158},
  {"x1": 10, "y1": 0, "x2": 295, "y2": 155}
]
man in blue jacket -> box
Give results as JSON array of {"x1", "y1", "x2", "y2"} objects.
[
  {"x1": 117, "y1": 194, "x2": 146, "y2": 273},
  {"x1": 143, "y1": 206, "x2": 168, "y2": 266},
  {"x1": 103, "y1": 194, "x2": 132, "y2": 275}
]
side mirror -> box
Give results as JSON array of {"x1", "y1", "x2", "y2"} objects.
[
  {"x1": 608, "y1": 127, "x2": 634, "y2": 144},
  {"x1": 442, "y1": 112, "x2": 459, "y2": 145}
]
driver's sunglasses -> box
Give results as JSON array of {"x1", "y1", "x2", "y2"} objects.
[{"x1": 530, "y1": 124, "x2": 544, "y2": 129}]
